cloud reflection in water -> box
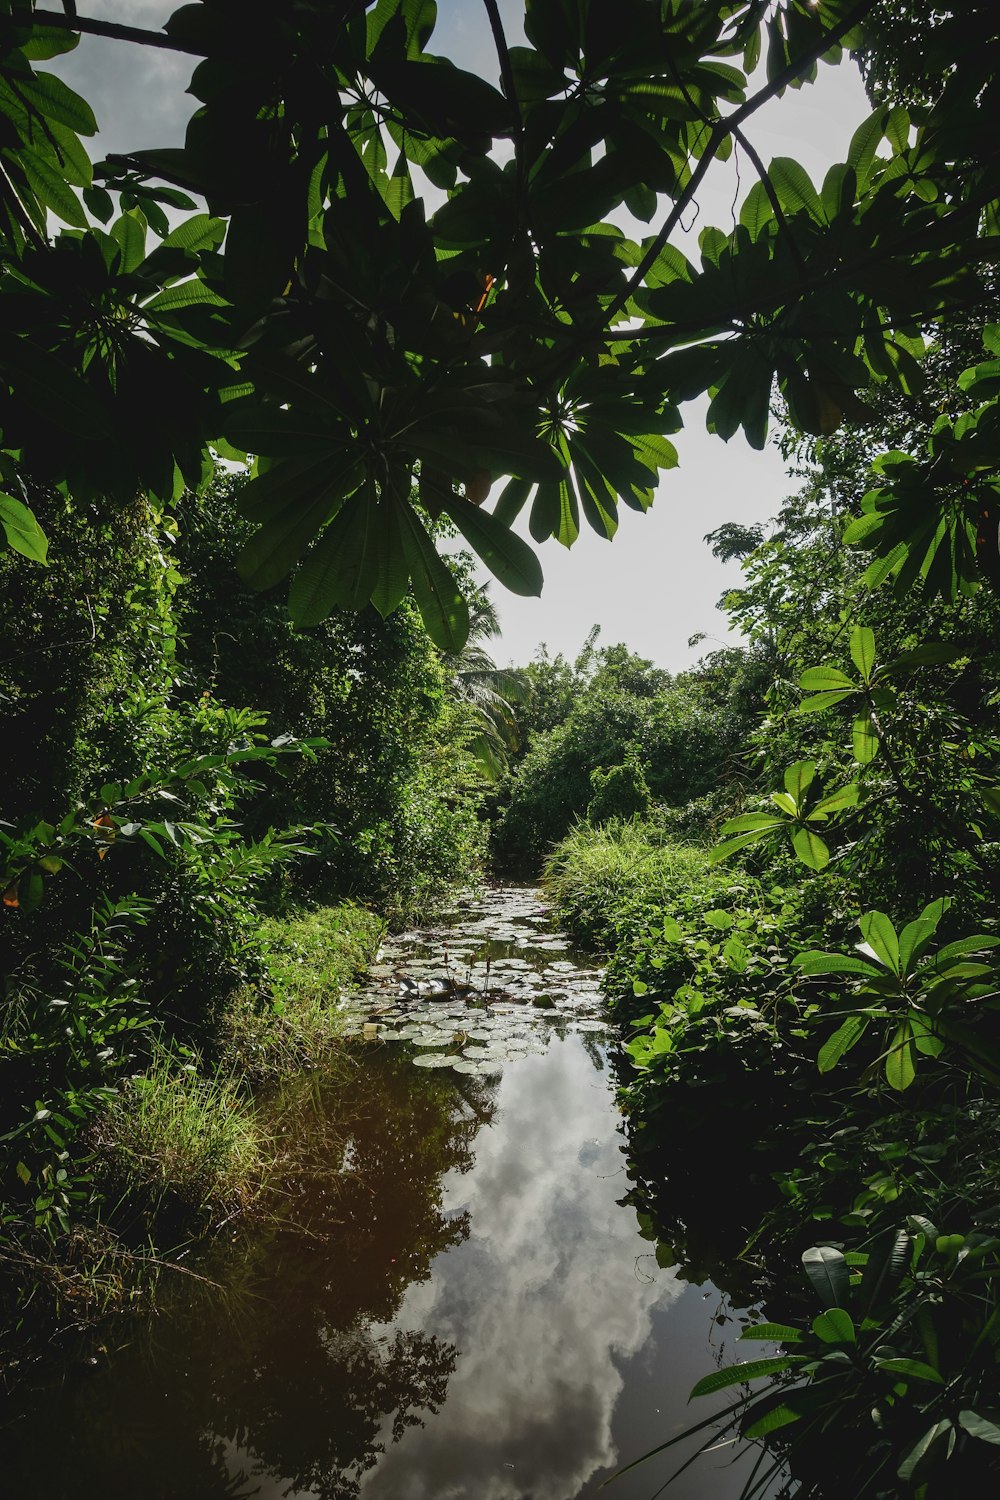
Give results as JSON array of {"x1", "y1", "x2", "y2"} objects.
[{"x1": 360, "y1": 1035, "x2": 689, "y2": 1500}]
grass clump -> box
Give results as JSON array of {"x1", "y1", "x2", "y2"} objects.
[
  {"x1": 543, "y1": 817, "x2": 755, "y2": 949},
  {"x1": 98, "y1": 1052, "x2": 264, "y2": 1229},
  {"x1": 220, "y1": 901, "x2": 384, "y2": 1077}
]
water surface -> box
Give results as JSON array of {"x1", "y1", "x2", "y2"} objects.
[{"x1": 1, "y1": 887, "x2": 765, "y2": 1499}]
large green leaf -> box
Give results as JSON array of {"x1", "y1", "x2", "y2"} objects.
[
  {"x1": 796, "y1": 950, "x2": 880, "y2": 977},
  {"x1": 16, "y1": 70, "x2": 97, "y2": 134},
  {"x1": 689, "y1": 1357, "x2": 795, "y2": 1400},
  {"x1": 720, "y1": 812, "x2": 788, "y2": 834},
  {"x1": 817, "y1": 1014, "x2": 869, "y2": 1072},
  {"x1": 288, "y1": 484, "x2": 378, "y2": 624},
  {"x1": 859, "y1": 1226, "x2": 911, "y2": 1315},
  {"x1": 849, "y1": 624, "x2": 876, "y2": 681},
  {"x1": 767, "y1": 156, "x2": 820, "y2": 218},
  {"x1": 811, "y1": 783, "x2": 859, "y2": 816},
  {"x1": 440, "y1": 495, "x2": 543, "y2": 596},
  {"x1": 885, "y1": 1019, "x2": 917, "y2": 1091},
  {"x1": 802, "y1": 1245, "x2": 850, "y2": 1308},
  {"x1": 799, "y1": 666, "x2": 855, "y2": 691},
  {"x1": 791, "y1": 825, "x2": 829, "y2": 870},
  {"x1": 898, "y1": 917, "x2": 938, "y2": 974},
  {"x1": 812, "y1": 1308, "x2": 856, "y2": 1344},
  {"x1": 0, "y1": 492, "x2": 48, "y2": 563},
  {"x1": 897, "y1": 1420, "x2": 952, "y2": 1484},
  {"x1": 370, "y1": 481, "x2": 411, "y2": 618},
  {"x1": 19, "y1": 147, "x2": 87, "y2": 225},
  {"x1": 959, "y1": 1411, "x2": 1000, "y2": 1447},
  {"x1": 738, "y1": 1323, "x2": 804, "y2": 1344},
  {"x1": 396, "y1": 499, "x2": 470, "y2": 650},
  {"x1": 783, "y1": 760, "x2": 816, "y2": 803},
  {"x1": 161, "y1": 213, "x2": 228, "y2": 252},
  {"x1": 237, "y1": 492, "x2": 340, "y2": 592},
  {"x1": 859, "y1": 911, "x2": 900, "y2": 974},
  {"x1": 852, "y1": 713, "x2": 878, "y2": 763}
]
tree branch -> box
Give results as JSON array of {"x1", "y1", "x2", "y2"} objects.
[
  {"x1": 601, "y1": 0, "x2": 877, "y2": 329},
  {"x1": 481, "y1": 0, "x2": 527, "y2": 246},
  {"x1": 30, "y1": 9, "x2": 208, "y2": 55},
  {"x1": 730, "y1": 121, "x2": 809, "y2": 284}
]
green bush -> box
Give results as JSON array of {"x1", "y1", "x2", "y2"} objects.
[
  {"x1": 544, "y1": 818, "x2": 755, "y2": 952},
  {"x1": 97, "y1": 1052, "x2": 264, "y2": 1228},
  {"x1": 492, "y1": 646, "x2": 751, "y2": 875},
  {"x1": 587, "y1": 751, "x2": 651, "y2": 824},
  {"x1": 220, "y1": 902, "x2": 384, "y2": 1077}
]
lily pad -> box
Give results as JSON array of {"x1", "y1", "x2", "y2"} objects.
[{"x1": 412, "y1": 1053, "x2": 455, "y2": 1068}]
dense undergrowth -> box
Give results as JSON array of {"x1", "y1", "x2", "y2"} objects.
[
  {"x1": 512, "y1": 323, "x2": 1000, "y2": 1495},
  {"x1": 548, "y1": 817, "x2": 1000, "y2": 1495},
  {"x1": 531, "y1": 455, "x2": 1000, "y2": 1495},
  {"x1": 0, "y1": 472, "x2": 492, "y2": 1361}
]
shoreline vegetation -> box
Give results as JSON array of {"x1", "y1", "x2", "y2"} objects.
[
  {"x1": 1, "y1": 3, "x2": 999, "y2": 1492},
  {"x1": 0, "y1": 898, "x2": 387, "y2": 1380}
]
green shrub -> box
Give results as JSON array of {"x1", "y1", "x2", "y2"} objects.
[
  {"x1": 98, "y1": 1052, "x2": 264, "y2": 1227},
  {"x1": 587, "y1": 752, "x2": 651, "y2": 824},
  {"x1": 544, "y1": 818, "x2": 753, "y2": 951},
  {"x1": 220, "y1": 902, "x2": 384, "y2": 1076}
]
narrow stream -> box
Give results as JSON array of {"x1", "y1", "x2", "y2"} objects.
[{"x1": 2, "y1": 887, "x2": 767, "y2": 1499}]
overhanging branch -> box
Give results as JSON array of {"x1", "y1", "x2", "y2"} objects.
[
  {"x1": 31, "y1": 8, "x2": 208, "y2": 55},
  {"x1": 601, "y1": 0, "x2": 878, "y2": 330}
]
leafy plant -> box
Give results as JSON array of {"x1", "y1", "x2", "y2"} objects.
[
  {"x1": 797, "y1": 902, "x2": 1000, "y2": 1090},
  {"x1": 712, "y1": 758, "x2": 859, "y2": 870},
  {"x1": 664, "y1": 1226, "x2": 1000, "y2": 1498}
]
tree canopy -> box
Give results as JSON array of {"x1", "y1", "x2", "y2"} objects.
[{"x1": 1, "y1": 0, "x2": 998, "y2": 647}]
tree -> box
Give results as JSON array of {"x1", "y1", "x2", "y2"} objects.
[
  {"x1": 440, "y1": 589, "x2": 531, "y2": 779},
  {"x1": 0, "y1": 0, "x2": 998, "y2": 651}
]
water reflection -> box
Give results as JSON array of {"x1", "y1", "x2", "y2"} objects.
[
  {"x1": 1, "y1": 1052, "x2": 485, "y2": 1499},
  {"x1": 358, "y1": 1038, "x2": 751, "y2": 1500},
  {"x1": 2, "y1": 927, "x2": 760, "y2": 1500}
]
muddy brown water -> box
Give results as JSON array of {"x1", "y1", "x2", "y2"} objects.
[{"x1": 1, "y1": 887, "x2": 770, "y2": 1500}]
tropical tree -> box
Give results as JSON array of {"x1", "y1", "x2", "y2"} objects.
[
  {"x1": 0, "y1": 0, "x2": 997, "y2": 650},
  {"x1": 441, "y1": 590, "x2": 531, "y2": 779}
]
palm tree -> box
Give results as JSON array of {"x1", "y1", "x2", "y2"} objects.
[{"x1": 442, "y1": 591, "x2": 531, "y2": 780}]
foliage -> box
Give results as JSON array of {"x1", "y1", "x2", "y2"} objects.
[
  {"x1": 96, "y1": 1050, "x2": 264, "y2": 1229},
  {"x1": 797, "y1": 902, "x2": 1000, "y2": 1091},
  {"x1": 544, "y1": 818, "x2": 757, "y2": 953},
  {"x1": 220, "y1": 902, "x2": 385, "y2": 1078},
  {"x1": 440, "y1": 591, "x2": 531, "y2": 781},
  {"x1": 173, "y1": 473, "x2": 488, "y2": 917},
  {"x1": 673, "y1": 1223, "x2": 1000, "y2": 1498},
  {"x1": 493, "y1": 644, "x2": 746, "y2": 873},
  {"x1": 587, "y1": 748, "x2": 652, "y2": 824},
  {"x1": 1, "y1": 1, "x2": 998, "y2": 649}
]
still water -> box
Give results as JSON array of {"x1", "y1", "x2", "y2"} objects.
[{"x1": 2, "y1": 888, "x2": 765, "y2": 1499}]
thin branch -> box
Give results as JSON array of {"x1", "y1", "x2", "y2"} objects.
[
  {"x1": 481, "y1": 0, "x2": 528, "y2": 258},
  {"x1": 601, "y1": 0, "x2": 877, "y2": 329},
  {"x1": 30, "y1": 8, "x2": 208, "y2": 55},
  {"x1": 730, "y1": 120, "x2": 809, "y2": 283}
]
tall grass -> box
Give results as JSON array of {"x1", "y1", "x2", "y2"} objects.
[
  {"x1": 99, "y1": 1052, "x2": 264, "y2": 1226},
  {"x1": 543, "y1": 817, "x2": 757, "y2": 948},
  {"x1": 220, "y1": 901, "x2": 384, "y2": 1077}
]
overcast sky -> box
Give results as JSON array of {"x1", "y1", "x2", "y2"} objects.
[{"x1": 53, "y1": 2, "x2": 871, "y2": 670}]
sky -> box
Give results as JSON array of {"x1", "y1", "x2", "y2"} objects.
[{"x1": 51, "y1": 2, "x2": 872, "y2": 670}]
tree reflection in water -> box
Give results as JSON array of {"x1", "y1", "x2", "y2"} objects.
[{"x1": 1, "y1": 1050, "x2": 495, "y2": 1500}]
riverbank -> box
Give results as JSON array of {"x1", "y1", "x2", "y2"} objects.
[
  {"x1": 1, "y1": 884, "x2": 765, "y2": 1500},
  {"x1": 543, "y1": 818, "x2": 1000, "y2": 1495},
  {"x1": 0, "y1": 898, "x2": 385, "y2": 1380}
]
